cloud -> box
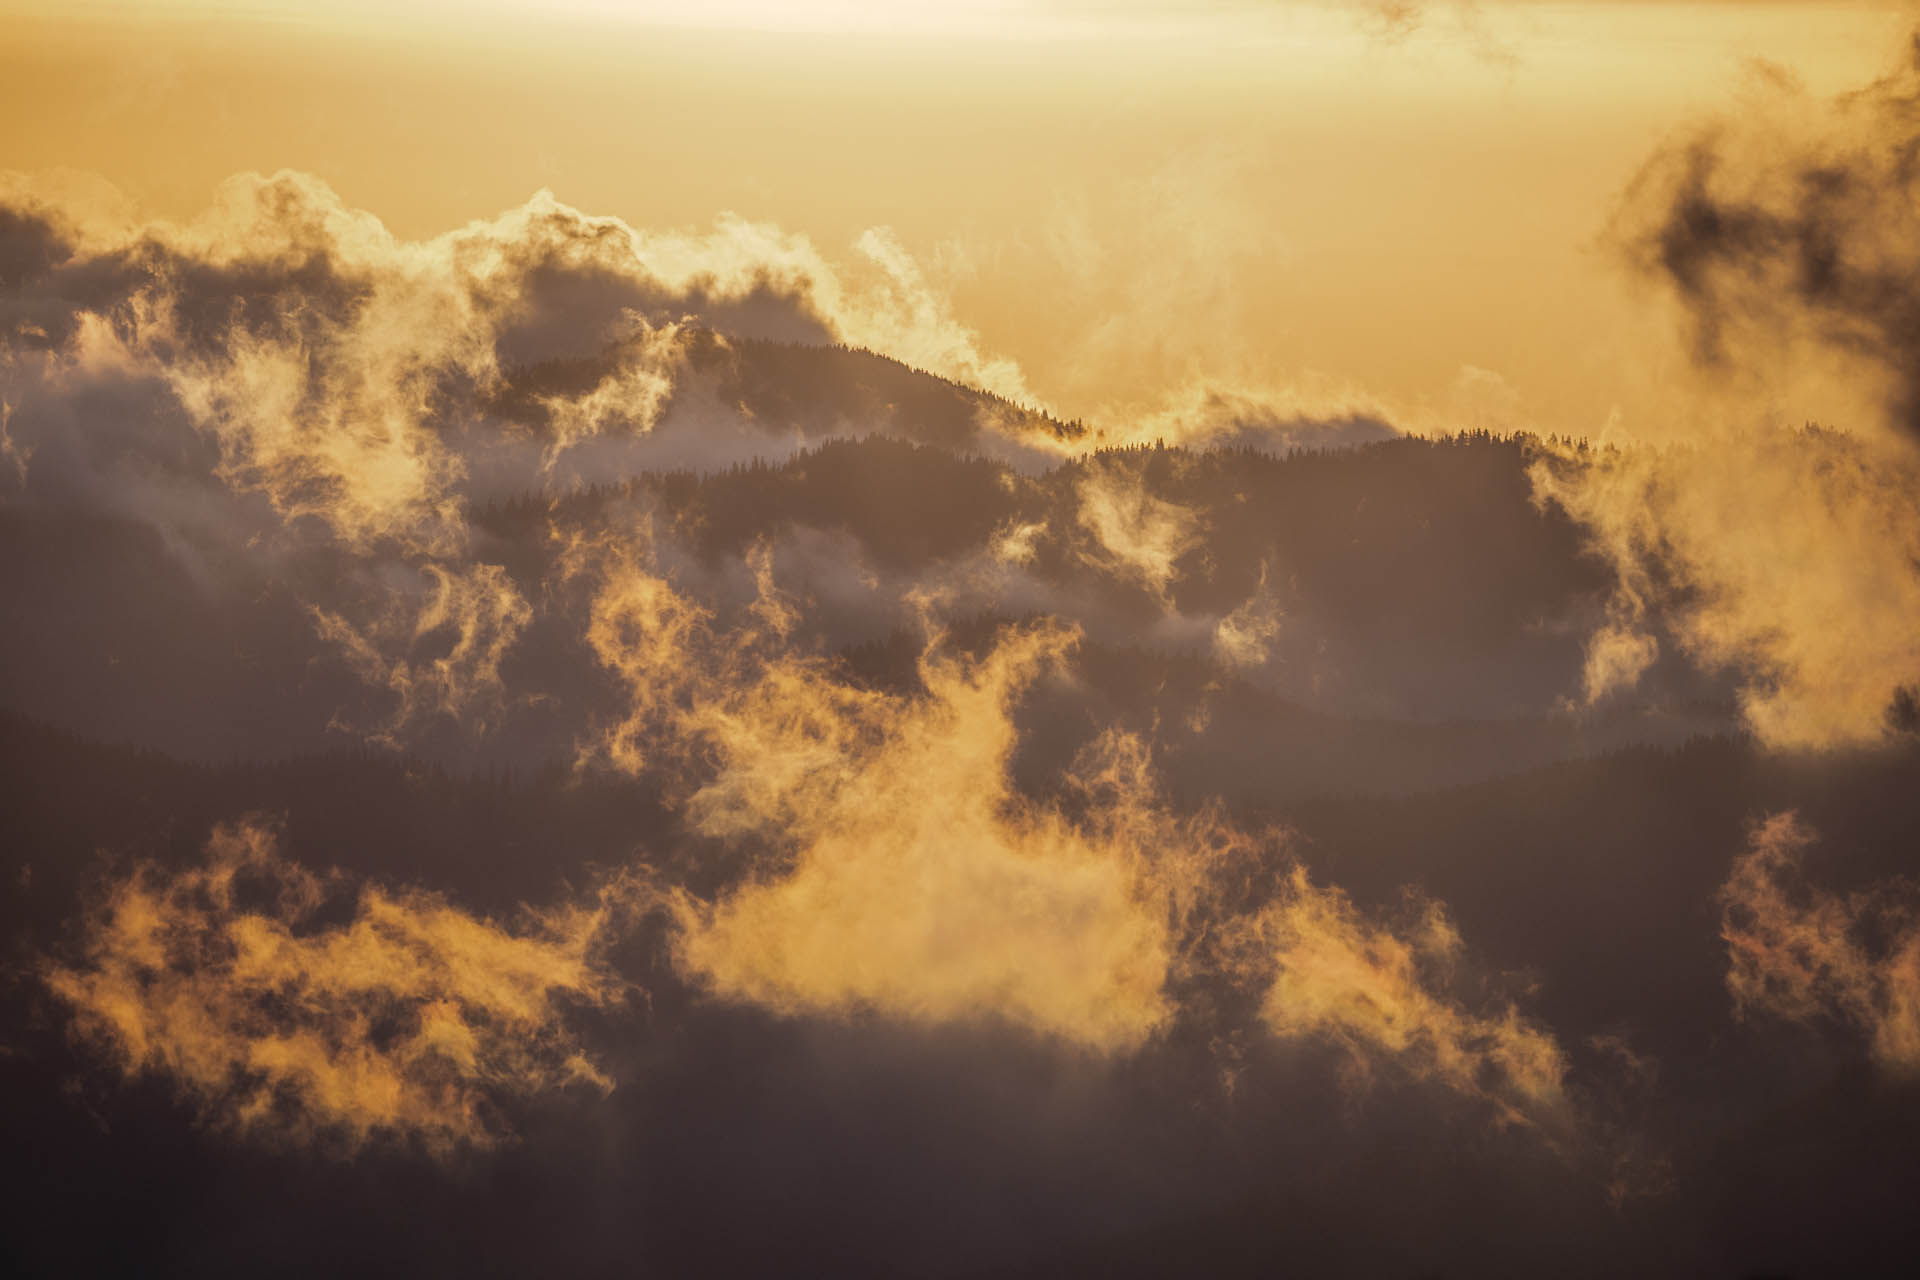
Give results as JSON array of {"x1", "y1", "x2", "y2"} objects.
[
  {"x1": 7, "y1": 167, "x2": 1594, "y2": 1152},
  {"x1": 1532, "y1": 35, "x2": 1920, "y2": 750},
  {"x1": 311, "y1": 561, "x2": 535, "y2": 741},
  {"x1": 1211, "y1": 567, "x2": 1284, "y2": 669},
  {"x1": 1, "y1": 171, "x2": 829, "y2": 555},
  {"x1": 1618, "y1": 39, "x2": 1920, "y2": 444},
  {"x1": 1719, "y1": 811, "x2": 1920, "y2": 1075},
  {"x1": 1347, "y1": 0, "x2": 1514, "y2": 67},
  {"x1": 41, "y1": 819, "x2": 625, "y2": 1152},
  {"x1": 564, "y1": 534, "x2": 1576, "y2": 1131},
  {"x1": 1532, "y1": 427, "x2": 1920, "y2": 749},
  {"x1": 845, "y1": 226, "x2": 1032, "y2": 404},
  {"x1": 0, "y1": 170, "x2": 1057, "y2": 740},
  {"x1": 1108, "y1": 378, "x2": 1404, "y2": 455},
  {"x1": 1251, "y1": 867, "x2": 1569, "y2": 1131},
  {"x1": 0, "y1": 166, "x2": 1045, "y2": 502},
  {"x1": 562, "y1": 533, "x2": 1174, "y2": 1049},
  {"x1": 664, "y1": 624, "x2": 1174, "y2": 1052},
  {"x1": 0, "y1": 169, "x2": 1410, "y2": 755},
  {"x1": 28, "y1": 460, "x2": 1594, "y2": 1158},
  {"x1": 1364, "y1": 1, "x2": 1426, "y2": 41},
  {"x1": 0, "y1": 398, "x2": 26, "y2": 485},
  {"x1": 1071, "y1": 459, "x2": 1203, "y2": 603}
]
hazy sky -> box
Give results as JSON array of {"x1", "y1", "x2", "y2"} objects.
[{"x1": 1, "y1": 1, "x2": 1907, "y2": 430}]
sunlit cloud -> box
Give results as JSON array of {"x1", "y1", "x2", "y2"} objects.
[
  {"x1": 1720, "y1": 811, "x2": 1920, "y2": 1074},
  {"x1": 42, "y1": 819, "x2": 625, "y2": 1151},
  {"x1": 561, "y1": 532, "x2": 1578, "y2": 1133}
]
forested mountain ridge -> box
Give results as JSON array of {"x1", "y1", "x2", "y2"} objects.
[
  {"x1": 6, "y1": 425, "x2": 1697, "y2": 771},
  {"x1": 487, "y1": 329, "x2": 1086, "y2": 458}
]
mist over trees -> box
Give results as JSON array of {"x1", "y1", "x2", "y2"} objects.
[{"x1": 3, "y1": 187, "x2": 1917, "y2": 1277}]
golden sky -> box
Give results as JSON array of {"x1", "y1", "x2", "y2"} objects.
[{"x1": 0, "y1": 1, "x2": 1906, "y2": 430}]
